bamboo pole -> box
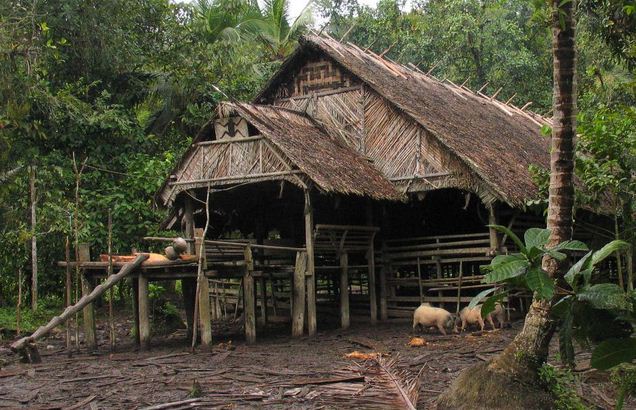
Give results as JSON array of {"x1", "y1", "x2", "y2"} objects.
[
  {"x1": 65, "y1": 236, "x2": 71, "y2": 352},
  {"x1": 108, "y1": 210, "x2": 115, "y2": 351},
  {"x1": 11, "y1": 254, "x2": 148, "y2": 361},
  {"x1": 29, "y1": 165, "x2": 38, "y2": 312}
]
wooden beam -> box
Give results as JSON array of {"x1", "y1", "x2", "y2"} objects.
[
  {"x1": 259, "y1": 277, "x2": 268, "y2": 325},
  {"x1": 131, "y1": 278, "x2": 140, "y2": 344},
  {"x1": 198, "y1": 277, "x2": 212, "y2": 347},
  {"x1": 243, "y1": 246, "x2": 256, "y2": 344},
  {"x1": 195, "y1": 135, "x2": 263, "y2": 146},
  {"x1": 79, "y1": 244, "x2": 97, "y2": 352},
  {"x1": 488, "y1": 203, "x2": 500, "y2": 254},
  {"x1": 138, "y1": 274, "x2": 150, "y2": 351},
  {"x1": 366, "y1": 201, "x2": 377, "y2": 324},
  {"x1": 304, "y1": 190, "x2": 316, "y2": 336},
  {"x1": 292, "y1": 251, "x2": 307, "y2": 337},
  {"x1": 379, "y1": 242, "x2": 389, "y2": 321},
  {"x1": 170, "y1": 170, "x2": 304, "y2": 186},
  {"x1": 340, "y1": 252, "x2": 350, "y2": 329}
]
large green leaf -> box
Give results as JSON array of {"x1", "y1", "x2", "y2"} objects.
[
  {"x1": 551, "y1": 295, "x2": 573, "y2": 318},
  {"x1": 483, "y1": 256, "x2": 529, "y2": 283},
  {"x1": 559, "y1": 307, "x2": 575, "y2": 367},
  {"x1": 564, "y1": 251, "x2": 593, "y2": 287},
  {"x1": 481, "y1": 292, "x2": 507, "y2": 318},
  {"x1": 468, "y1": 287, "x2": 497, "y2": 309},
  {"x1": 553, "y1": 240, "x2": 589, "y2": 252},
  {"x1": 525, "y1": 267, "x2": 554, "y2": 300},
  {"x1": 577, "y1": 283, "x2": 631, "y2": 312},
  {"x1": 591, "y1": 240, "x2": 630, "y2": 266},
  {"x1": 488, "y1": 224, "x2": 526, "y2": 253},
  {"x1": 591, "y1": 338, "x2": 636, "y2": 370},
  {"x1": 524, "y1": 227, "x2": 551, "y2": 249}
]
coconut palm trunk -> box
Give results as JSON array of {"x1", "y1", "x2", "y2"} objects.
[{"x1": 437, "y1": 1, "x2": 577, "y2": 408}]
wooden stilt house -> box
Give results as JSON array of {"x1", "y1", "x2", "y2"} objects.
[{"x1": 57, "y1": 33, "x2": 607, "y2": 351}]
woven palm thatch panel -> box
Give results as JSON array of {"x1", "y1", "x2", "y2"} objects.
[
  {"x1": 276, "y1": 89, "x2": 364, "y2": 151},
  {"x1": 272, "y1": 56, "x2": 358, "y2": 99},
  {"x1": 229, "y1": 103, "x2": 401, "y2": 200},
  {"x1": 364, "y1": 92, "x2": 420, "y2": 179}
]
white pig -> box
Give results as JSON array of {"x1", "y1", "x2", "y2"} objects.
[
  {"x1": 459, "y1": 305, "x2": 485, "y2": 332},
  {"x1": 486, "y1": 303, "x2": 506, "y2": 329},
  {"x1": 412, "y1": 304, "x2": 457, "y2": 335}
]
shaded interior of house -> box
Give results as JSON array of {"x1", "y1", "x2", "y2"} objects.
[{"x1": 61, "y1": 34, "x2": 613, "y2": 351}]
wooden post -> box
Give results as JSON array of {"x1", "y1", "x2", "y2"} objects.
[
  {"x1": 366, "y1": 201, "x2": 377, "y2": 324},
  {"x1": 488, "y1": 203, "x2": 500, "y2": 253},
  {"x1": 79, "y1": 244, "x2": 97, "y2": 351},
  {"x1": 304, "y1": 190, "x2": 317, "y2": 336},
  {"x1": 198, "y1": 277, "x2": 212, "y2": 347},
  {"x1": 367, "y1": 245, "x2": 377, "y2": 324},
  {"x1": 131, "y1": 278, "x2": 140, "y2": 344},
  {"x1": 259, "y1": 277, "x2": 268, "y2": 325},
  {"x1": 379, "y1": 242, "x2": 389, "y2": 321},
  {"x1": 417, "y1": 256, "x2": 423, "y2": 305},
  {"x1": 292, "y1": 251, "x2": 307, "y2": 337},
  {"x1": 456, "y1": 261, "x2": 464, "y2": 314},
  {"x1": 138, "y1": 274, "x2": 150, "y2": 350},
  {"x1": 340, "y1": 252, "x2": 350, "y2": 329},
  {"x1": 243, "y1": 246, "x2": 256, "y2": 344},
  {"x1": 195, "y1": 231, "x2": 212, "y2": 348}
]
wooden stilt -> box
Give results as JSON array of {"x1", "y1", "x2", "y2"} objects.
[
  {"x1": 340, "y1": 252, "x2": 350, "y2": 329},
  {"x1": 488, "y1": 203, "x2": 500, "y2": 253},
  {"x1": 304, "y1": 190, "x2": 317, "y2": 336},
  {"x1": 379, "y1": 242, "x2": 389, "y2": 321},
  {"x1": 131, "y1": 278, "x2": 140, "y2": 344},
  {"x1": 367, "y1": 246, "x2": 377, "y2": 324},
  {"x1": 79, "y1": 244, "x2": 97, "y2": 351},
  {"x1": 138, "y1": 274, "x2": 150, "y2": 351},
  {"x1": 456, "y1": 261, "x2": 463, "y2": 314},
  {"x1": 243, "y1": 246, "x2": 256, "y2": 344},
  {"x1": 292, "y1": 251, "x2": 307, "y2": 337},
  {"x1": 259, "y1": 277, "x2": 268, "y2": 325},
  {"x1": 198, "y1": 277, "x2": 212, "y2": 347},
  {"x1": 182, "y1": 278, "x2": 196, "y2": 340}
]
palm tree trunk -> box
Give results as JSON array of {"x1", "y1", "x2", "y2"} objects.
[{"x1": 437, "y1": 1, "x2": 577, "y2": 407}]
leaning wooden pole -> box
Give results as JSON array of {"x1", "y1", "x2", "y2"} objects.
[{"x1": 11, "y1": 254, "x2": 148, "y2": 362}]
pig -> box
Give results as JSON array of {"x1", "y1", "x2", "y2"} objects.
[
  {"x1": 412, "y1": 303, "x2": 457, "y2": 335},
  {"x1": 486, "y1": 303, "x2": 506, "y2": 329},
  {"x1": 458, "y1": 305, "x2": 485, "y2": 332}
]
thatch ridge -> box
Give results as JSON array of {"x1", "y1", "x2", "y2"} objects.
[{"x1": 256, "y1": 34, "x2": 552, "y2": 207}]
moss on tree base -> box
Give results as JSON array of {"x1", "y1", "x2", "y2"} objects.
[{"x1": 436, "y1": 361, "x2": 554, "y2": 410}]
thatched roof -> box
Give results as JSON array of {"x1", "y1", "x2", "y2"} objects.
[
  {"x1": 227, "y1": 102, "x2": 402, "y2": 200},
  {"x1": 256, "y1": 34, "x2": 552, "y2": 207}
]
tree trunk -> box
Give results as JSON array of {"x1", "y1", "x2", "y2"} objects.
[
  {"x1": 30, "y1": 165, "x2": 38, "y2": 312},
  {"x1": 437, "y1": 1, "x2": 577, "y2": 407}
]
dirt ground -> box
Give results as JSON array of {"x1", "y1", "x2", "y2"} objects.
[{"x1": 0, "y1": 313, "x2": 630, "y2": 409}]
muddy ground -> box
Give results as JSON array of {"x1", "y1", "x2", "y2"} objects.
[{"x1": 0, "y1": 313, "x2": 630, "y2": 409}]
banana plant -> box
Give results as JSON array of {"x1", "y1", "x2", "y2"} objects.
[{"x1": 469, "y1": 225, "x2": 634, "y2": 370}]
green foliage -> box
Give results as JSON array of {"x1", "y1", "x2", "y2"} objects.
[
  {"x1": 476, "y1": 228, "x2": 635, "y2": 370},
  {"x1": 538, "y1": 364, "x2": 588, "y2": 410},
  {"x1": 611, "y1": 364, "x2": 636, "y2": 410}
]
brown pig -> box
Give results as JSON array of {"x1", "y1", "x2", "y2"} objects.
[
  {"x1": 458, "y1": 305, "x2": 485, "y2": 332},
  {"x1": 412, "y1": 304, "x2": 457, "y2": 335}
]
